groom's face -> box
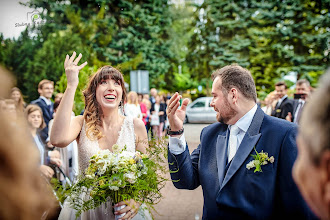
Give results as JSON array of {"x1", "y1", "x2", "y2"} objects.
[{"x1": 210, "y1": 77, "x2": 237, "y2": 124}]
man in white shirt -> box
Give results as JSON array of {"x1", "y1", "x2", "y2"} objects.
[
  {"x1": 166, "y1": 64, "x2": 316, "y2": 219},
  {"x1": 31, "y1": 79, "x2": 54, "y2": 143}
]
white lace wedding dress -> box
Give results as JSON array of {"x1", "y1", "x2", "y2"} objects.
[{"x1": 59, "y1": 117, "x2": 152, "y2": 220}]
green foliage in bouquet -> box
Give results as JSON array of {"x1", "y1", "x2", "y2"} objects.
[
  {"x1": 51, "y1": 178, "x2": 72, "y2": 206},
  {"x1": 62, "y1": 139, "x2": 167, "y2": 218}
]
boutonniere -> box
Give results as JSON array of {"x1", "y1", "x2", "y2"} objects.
[{"x1": 246, "y1": 147, "x2": 275, "y2": 173}]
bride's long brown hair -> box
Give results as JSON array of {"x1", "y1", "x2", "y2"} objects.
[{"x1": 83, "y1": 66, "x2": 127, "y2": 140}]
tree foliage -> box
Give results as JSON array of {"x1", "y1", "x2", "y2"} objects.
[
  {"x1": 188, "y1": 0, "x2": 330, "y2": 96},
  {"x1": 0, "y1": 0, "x2": 329, "y2": 107}
]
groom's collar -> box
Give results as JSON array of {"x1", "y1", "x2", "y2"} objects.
[{"x1": 229, "y1": 104, "x2": 258, "y2": 133}]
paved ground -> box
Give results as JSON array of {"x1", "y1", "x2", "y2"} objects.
[{"x1": 151, "y1": 124, "x2": 210, "y2": 220}]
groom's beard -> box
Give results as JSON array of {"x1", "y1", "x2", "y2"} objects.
[{"x1": 217, "y1": 98, "x2": 237, "y2": 124}]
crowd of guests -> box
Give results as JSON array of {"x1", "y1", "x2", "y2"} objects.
[
  {"x1": 260, "y1": 79, "x2": 312, "y2": 124},
  {"x1": 124, "y1": 88, "x2": 171, "y2": 138},
  {"x1": 0, "y1": 63, "x2": 329, "y2": 219}
]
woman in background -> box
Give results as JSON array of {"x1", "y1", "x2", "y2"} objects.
[
  {"x1": 25, "y1": 104, "x2": 62, "y2": 180},
  {"x1": 138, "y1": 93, "x2": 147, "y2": 126},
  {"x1": 125, "y1": 91, "x2": 142, "y2": 120},
  {"x1": 150, "y1": 95, "x2": 165, "y2": 137},
  {"x1": 11, "y1": 87, "x2": 26, "y2": 112}
]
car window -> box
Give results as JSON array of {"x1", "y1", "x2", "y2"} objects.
[{"x1": 191, "y1": 101, "x2": 205, "y2": 108}]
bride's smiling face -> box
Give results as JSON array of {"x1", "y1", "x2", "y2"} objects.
[{"x1": 96, "y1": 78, "x2": 123, "y2": 110}]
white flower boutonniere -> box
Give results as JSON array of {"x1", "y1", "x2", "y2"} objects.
[{"x1": 246, "y1": 147, "x2": 275, "y2": 173}]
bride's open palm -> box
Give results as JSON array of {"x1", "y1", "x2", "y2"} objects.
[{"x1": 64, "y1": 51, "x2": 88, "y2": 88}]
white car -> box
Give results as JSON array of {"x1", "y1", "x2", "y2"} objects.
[{"x1": 184, "y1": 97, "x2": 217, "y2": 123}]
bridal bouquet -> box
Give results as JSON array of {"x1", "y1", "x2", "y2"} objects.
[{"x1": 67, "y1": 143, "x2": 167, "y2": 218}]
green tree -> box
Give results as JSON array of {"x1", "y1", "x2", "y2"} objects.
[
  {"x1": 187, "y1": 0, "x2": 330, "y2": 96},
  {"x1": 24, "y1": 0, "x2": 174, "y2": 89}
]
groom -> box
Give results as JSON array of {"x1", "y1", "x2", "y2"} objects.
[{"x1": 167, "y1": 65, "x2": 317, "y2": 219}]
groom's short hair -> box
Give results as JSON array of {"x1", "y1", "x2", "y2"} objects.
[
  {"x1": 299, "y1": 68, "x2": 330, "y2": 165},
  {"x1": 211, "y1": 64, "x2": 257, "y2": 102}
]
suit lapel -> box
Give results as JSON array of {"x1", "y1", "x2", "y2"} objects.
[
  {"x1": 220, "y1": 108, "x2": 264, "y2": 189},
  {"x1": 216, "y1": 128, "x2": 229, "y2": 186},
  {"x1": 279, "y1": 96, "x2": 288, "y2": 109}
]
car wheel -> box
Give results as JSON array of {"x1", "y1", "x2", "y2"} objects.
[{"x1": 184, "y1": 115, "x2": 188, "y2": 124}]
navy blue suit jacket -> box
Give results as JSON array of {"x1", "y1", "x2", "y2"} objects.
[
  {"x1": 31, "y1": 97, "x2": 53, "y2": 142},
  {"x1": 168, "y1": 107, "x2": 317, "y2": 219}
]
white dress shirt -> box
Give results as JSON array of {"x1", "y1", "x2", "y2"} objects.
[
  {"x1": 40, "y1": 96, "x2": 52, "y2": 106},
  {"x1": 169, "y1": 104, "x2": 258, "y2": 155}
]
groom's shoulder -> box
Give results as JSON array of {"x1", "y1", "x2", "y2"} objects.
[
  {"x1": 263, "y1": 114, "x2": 297, "y2": 132},
  {"x1": 202, "y1": 122, "x2": 227, "y2": 135}
]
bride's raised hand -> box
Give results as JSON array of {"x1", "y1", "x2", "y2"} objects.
[{"x1": 64, "y1": 51, "x2": 87, "y2": 88}]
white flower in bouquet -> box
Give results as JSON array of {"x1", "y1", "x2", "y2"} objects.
[{"x1": 124, "y1": 172, "x2": 137, "y2": 184}]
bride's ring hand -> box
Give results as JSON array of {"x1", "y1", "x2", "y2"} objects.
[{"x1": 115, "y1": 199, "x2": 139, "y2": 219}]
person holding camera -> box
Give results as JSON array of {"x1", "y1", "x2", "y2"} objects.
[{"x1": 286, "y1": 79, "x2": 312, "y2": 124}]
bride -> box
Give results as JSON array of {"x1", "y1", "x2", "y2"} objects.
[{"x1": 51, "y1": 52, "x2": 151, "y2": 220}]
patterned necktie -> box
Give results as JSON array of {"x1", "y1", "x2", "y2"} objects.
[{"x1": 228, "y1": 125, "x2": 240, "y2": 163}]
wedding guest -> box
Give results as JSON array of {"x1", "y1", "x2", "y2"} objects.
[
  {"x1": 167, "y1": 64, "x2": 316, "y2": 219},
  {"x1": 261, "y1": 91, "x2": 276, "y2": 116},
  {"x1": 143, "y1": 93, "x2": 150, "y2": 101},
  {"x1": 124, "y1": 91, "x2": 142, "y2": 119},
  {"x1": 149, "y1": 88, "x2": 157, "y2": 107},
  {"x1": 25, "y1": 104, "x2": 62, "y2": 180},
  {"x1": 0, "y1": 66, "x2": 57, "y2": 220},
  {"x1": 286, "y1": 79, "x2": 312, "y2": 124},
  {"x1": 31, "y1": 79, "x2": 55, "y2": 143},
  {"x1": 293, "y1": 69, "x2": 330, "y2": 220},
  {"x1": 160, "y1": 95, "x2": 168, "y2": 136},
  {"x1": 150, "y1": 95, "x2": 165, "y2": 137},
  {"x1": 138, "y1": 93, "x2": 148, "y2": 126},
  {"x1": 271, "y1": 81, "x2": 294, "y2": 119},
  {"x1": 55, "y1": 93, "x2": 64, "y2": 102},
  {"x1": 142, "y1": 97, "x2": 152, "y2": 132},
  {"x1": 11, "y1": 87, "x2": 26, "y2": 112}
]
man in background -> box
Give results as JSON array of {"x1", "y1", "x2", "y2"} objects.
[
  {"x1": 286, "y1": 79, "x2": 312, "y2": 124},
  {"x1": 271, "y1": 81, "x2": 293, "y2": 119},
  {"x1": 31, "y1": 79, "x2": 54, "y2": 143}
]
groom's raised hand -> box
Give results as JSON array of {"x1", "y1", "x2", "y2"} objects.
[{"x1": 166, "y1": 92, "x2": 189, "y2": 132}]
